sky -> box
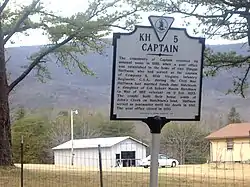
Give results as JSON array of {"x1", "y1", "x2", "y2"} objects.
[{"x1": 5, "y1": 0, "x2": 247, "y2": 47}]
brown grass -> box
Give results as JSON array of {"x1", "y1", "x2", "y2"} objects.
[{"x1": 0, "y1": 163, "x2": 250, "y2": 187}]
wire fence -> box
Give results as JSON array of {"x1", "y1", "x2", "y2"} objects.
[{"x1": 1, "y1": 137, "x2": 250, "y2": 187}]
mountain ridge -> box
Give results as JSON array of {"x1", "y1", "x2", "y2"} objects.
[{"x1": 5, "y1": 42, "x2": 250, "y2": 121}]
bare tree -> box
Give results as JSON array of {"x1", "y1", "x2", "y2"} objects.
[
  {"x1": 215, "y1": 147, "x2": 223, "y2": 169},
  {"x1": 161, "y1": 123, "x2": 209, "y2": 164},
  {"x1": 49, "y1": 116, "x2": 71, "y2": 147},
  {"x1": 75, "y1": 122, "x2": 101, "y2": 139},
  {"x1": 50, "y1": 111, "x2": 102, "y2": 146}
]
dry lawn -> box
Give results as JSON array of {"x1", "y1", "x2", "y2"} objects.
[{"x1": 0, "y1": 163, "x2": 250, "y2": 187}]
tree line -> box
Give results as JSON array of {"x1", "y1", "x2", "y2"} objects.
[
  {"x1": 11, "y1": 107, "x2": 136, "y2": 164},
  {"x1": 11, "y1": 106, "x2": 243, "y2": 165}
]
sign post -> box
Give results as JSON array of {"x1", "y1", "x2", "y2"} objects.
[
  {"x1": 142, "y1": 116, "x2": 169, "y2": 187},
  {"x1": 110, "y1": 15, "x2": 205, "y2": 187}
]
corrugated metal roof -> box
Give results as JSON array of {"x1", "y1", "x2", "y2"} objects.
[
  {"x1": 52, "y1": 136, "x2": 148, "y2": 150},
  {"x1": 205, "y1": 123, "x2": 250, "y2": 140}
]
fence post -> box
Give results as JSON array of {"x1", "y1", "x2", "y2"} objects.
[
  {"x1": 20, "y1": 135, "x2": 24, "y2": 187},
  {"x1": 98, "y1": 144, "x2": 103, "y2": 187}
]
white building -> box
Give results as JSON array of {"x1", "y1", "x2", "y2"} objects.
[{"x1": 52, "y1": 136, "x2": 148, "y2": 168}]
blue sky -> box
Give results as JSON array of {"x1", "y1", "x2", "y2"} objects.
[{"x1": 6, "y1": 0, "x2": 247, "y2": 47}]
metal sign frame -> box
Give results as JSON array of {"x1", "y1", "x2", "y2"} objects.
[{"x1": 110, "y1": 25, "x2": 205, "y2": 121}]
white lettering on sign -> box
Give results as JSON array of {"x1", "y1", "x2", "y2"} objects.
[{"x1": 110, "y1": 16, "x2": 205, "y2": 120}]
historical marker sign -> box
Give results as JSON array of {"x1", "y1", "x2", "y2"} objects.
[{"x1": 110, "y1": 16, "x2": 205, "y2": 121}]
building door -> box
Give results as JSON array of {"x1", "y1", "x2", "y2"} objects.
[
  {"x1": 121, "y1": 151, "x2": 136, "y2": 167},
  {"x1": 115, "y1": 154, "x2": 121, "y2": 167}
]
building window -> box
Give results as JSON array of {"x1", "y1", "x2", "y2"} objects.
[{"x1": 227, "y1": 139, "x2": 234, "y2": 150}]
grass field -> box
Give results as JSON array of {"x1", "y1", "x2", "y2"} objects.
[{"x1": 1, "y1": 163, "x2": 250, "y2": 187}]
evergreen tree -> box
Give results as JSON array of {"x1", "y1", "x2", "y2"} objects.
[
  {"x1": 227, "y1": 107, "x2": 241, "y2": 124},
  {"x1": 14, "y1": 106, "x2": 26, "y2": 120}
]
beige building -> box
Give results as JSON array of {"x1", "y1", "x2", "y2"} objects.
[{"x1": 206, "y1": 123, "x2": 250, "y2": 163}]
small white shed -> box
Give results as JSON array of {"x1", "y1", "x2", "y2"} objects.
[{"x1": 52, "y1": 136, "x2": 148, "y2": 168}]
